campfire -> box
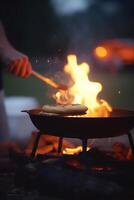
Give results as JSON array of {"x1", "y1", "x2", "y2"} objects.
[
  {"x1": 1, "y1": 55, "x2": 134, "y2": 200},
  {"x1": 23, "y1": 54, "x2": 134, "y2": 159}
]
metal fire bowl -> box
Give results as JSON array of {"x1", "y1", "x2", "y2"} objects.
[{"x1": 24, "y1": 109, "x2": 134, "y2": 139}]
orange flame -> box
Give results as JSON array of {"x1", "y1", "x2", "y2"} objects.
[
  {"x1": 63, "y1": 146, "x2": 90, "y2": 155},
  {"x1": 54, "y1": 54, "x2": 112, "y2": 117}
]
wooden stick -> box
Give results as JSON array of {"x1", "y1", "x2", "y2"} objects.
[{"x1": 32, "y1": 70, "x2": 67, "y2": 90}]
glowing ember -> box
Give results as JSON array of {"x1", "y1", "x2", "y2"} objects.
[
  {"x1": 54, "y1": 54, "x2": 112, "y2": 117},
  {"x1": 63, "y1": 146, "x2": 90, "y2": 155}
]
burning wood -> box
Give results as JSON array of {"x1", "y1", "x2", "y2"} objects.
[
  {"x1": 25, "y1": 132, "x2": 75, "y2": 156},
  {"x1": 112, "y1": 143, "x2": 132, "y2": 160},
  {"x1": 63, "y1": 146, "x2": 90, "y2": 155},
  {"x1": 24, "y1": 132, "x2": 133, "y2": 161},
  {"x1": 62, "y1": 142, "x2": 133, "y2": 161}
]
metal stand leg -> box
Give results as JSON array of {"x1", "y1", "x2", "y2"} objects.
[
  {"x1": 128, "y1": 132, "x2": 134, "y2": 159},
  {"x1": 82, "y1": 138, "x2": 88, "y2": 153},
  {"x1": 58, "y1": 137, "x2": 63, "y2": 154},
  {"x1": 31, "y1": 132, "x2": 41, "y2": 158}
]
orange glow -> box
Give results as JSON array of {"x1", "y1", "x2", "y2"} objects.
[
  {"x1": 95, "y1": 46, "x2": 108, "y2": 58},
  {"x1": 118, "y1": 48, "x2": 134, "y2": 63},
  {"x1": 54, "y1": 54, "x2": 112, "y2": 117},
  {"x1": 63, "y1": 146, "x2": 90, "y2": 155}
]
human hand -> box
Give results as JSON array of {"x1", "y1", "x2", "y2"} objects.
[
  {"x1": 8, "y1": 56, "x2": 32, "y2": 78},
  {"x1": 2, "y1": 47, "x2": 32, "y2": 78}
]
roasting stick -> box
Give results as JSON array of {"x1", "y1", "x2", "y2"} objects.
[{"x1": 32, "y1": 70, "x2": 68, "y2": 90}]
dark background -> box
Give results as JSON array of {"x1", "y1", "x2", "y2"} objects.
[
  {"x1": 0, "y1": 0, "x2": 134, "y2": 57},
  {"x1": 0, "y1": 0, "x2": 134, "y2": 109}
]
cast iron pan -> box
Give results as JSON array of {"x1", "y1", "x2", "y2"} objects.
[{"x1": 23, "y1": 109, "x2": 134, "y2": 139}]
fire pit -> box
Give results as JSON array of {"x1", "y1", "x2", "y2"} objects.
[
  {"x1": 24, "y1": 108, "x2": 134, "y2": 158},
  {"x1": 23, "y1": 55, "x2": 134, "y2": 158},
  {"x1": 5, "y1": 55, "x2": 133, "y2": 200}
]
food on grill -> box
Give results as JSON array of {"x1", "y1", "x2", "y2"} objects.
[{"x1": 41, "y1": 104, "x2": 88, "y2": 115}]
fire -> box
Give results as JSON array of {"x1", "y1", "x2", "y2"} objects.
[
  {"x1": 54, "y1": 54, "x2": 112, "y2": 117},
  {"x1": 63, "y1": 146, "x2": 90, "y2": 155}
]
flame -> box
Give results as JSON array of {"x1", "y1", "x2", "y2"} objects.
[
  {"x1": 54, "y1": 54, "x2": 112, "y2": 117},
  {"x1": 63, "y1": 146, "x2": 90, "y2": 155}
]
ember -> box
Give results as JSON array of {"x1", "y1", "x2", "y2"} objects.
[
  {"x1": 25, "y1": 132, "x2": 75, "y2": 156},
  {"x1": 63, "y1": 145, "x2": 90, "y2": 155}
]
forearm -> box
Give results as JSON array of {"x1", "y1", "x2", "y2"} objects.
[
  {"x1": 0, "y1": 21, "x2": 12, "y2": 47},
  {"x1": 0, "y1": 21, "x2": 21, "y2": 66},
  {"x1": 0, "y1": 21, "x2": 32, "y2": 77},
  {"x1": 0, "y1": 21, "x2": 12, "y2": 61}
]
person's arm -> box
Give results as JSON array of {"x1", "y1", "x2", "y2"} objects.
[{"x1": 0, "y1": 21, "x2": 32, "y2": 77}]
